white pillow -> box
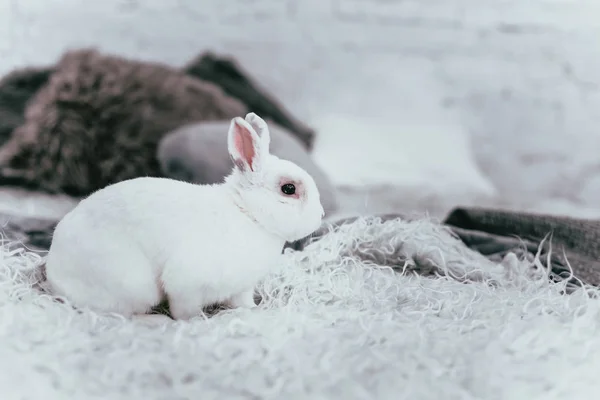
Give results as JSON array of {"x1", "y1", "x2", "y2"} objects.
[{"x1": 312, "y1": 113, "x2": 496, "y2": 201}]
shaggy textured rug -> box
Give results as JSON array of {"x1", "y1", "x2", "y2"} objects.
[{"x1": 1, "y1": 216, "x2": 599, "y2": 400}]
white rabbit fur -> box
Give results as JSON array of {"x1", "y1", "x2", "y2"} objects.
[{"x1": 45, "y1": 113, "x2": 324, "y2": 320}]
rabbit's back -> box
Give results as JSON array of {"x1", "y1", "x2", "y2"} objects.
[{"x1": 52, "y1": 177, "x2": 234, "y2": 263}]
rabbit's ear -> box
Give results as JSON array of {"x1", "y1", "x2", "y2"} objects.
[
  {"x1": 227, "y1": 117, "x2": 265, "y2": 173},
  {"x1": 245, "y1": 112, "x2": 271, "y2": 153}
]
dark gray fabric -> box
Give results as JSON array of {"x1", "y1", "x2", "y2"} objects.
[
  {"x1": 0, "y1": 213, "x2": 56, "y2": 253},
  {"x1": 444, "y1": 207, "x2": 600, "y2": 286},
  {"x1": 157, "y1": 121, "x2": 339, "y2": 215},
  {"x1": 0, "y1": 67, "x2": 52, "y2": 148},
  {"x1": 0, "y1": 67, "x2": 53, "y2": 189}
]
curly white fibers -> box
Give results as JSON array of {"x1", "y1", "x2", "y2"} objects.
[{"x1": 0, "y1": 217, "x2": 599, "y2": 400}]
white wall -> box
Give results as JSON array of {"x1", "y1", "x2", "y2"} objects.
[{"x1": 1, "y1": 0, "x2": 599, "y2": 217}]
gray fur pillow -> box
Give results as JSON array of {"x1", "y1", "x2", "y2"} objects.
[
  {"x1": 158, "y1": 121, "x2": 339, "y2": 216},
  {"x1": 0, "y1": 49, "x2": 246, "y2": 196},
  {"x1": 184, "y1": 51, "x2": 315, "y2": 150}
]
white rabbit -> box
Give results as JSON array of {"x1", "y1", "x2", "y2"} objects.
[{"x1": 45, "y1": 113, "x2": 325, "y2": 320}]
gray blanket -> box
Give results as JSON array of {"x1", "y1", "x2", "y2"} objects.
[
  {"x1": 4, "y1": 207, "x2": 600, "y2": 287},
  {"x1": 444, "y1": 207, "x2": 600, "y2": 286},
  {"x1": 290, "y1": 208, "x2": 600, "y2": 287}
]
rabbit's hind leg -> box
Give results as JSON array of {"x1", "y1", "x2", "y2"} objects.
[
  {"x1": 166, "y1": 287, "x2": 217, "y2": 320},
  {"x1": 46, "y1": 234, "x2": 162, "y2": 317},
  {"x1": 228, "y1": 288, "x2": 257, "y2": 309}
]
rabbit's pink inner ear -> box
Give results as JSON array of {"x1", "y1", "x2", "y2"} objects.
[{"x1": 233, "y1": 124, "x2": 256, "y2": 171}]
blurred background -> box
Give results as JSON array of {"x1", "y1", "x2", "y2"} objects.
[{"x1": 0, "y1": 0, "x2": 599, "y2": 221}]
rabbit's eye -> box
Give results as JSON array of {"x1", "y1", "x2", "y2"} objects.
[{"x1": 281, "y1": 183, "x2": 296, "y2": 196}]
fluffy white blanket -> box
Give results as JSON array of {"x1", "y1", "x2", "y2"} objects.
[{"x1": 0, "y1": 217, "x2": 598, "y2": 400}]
